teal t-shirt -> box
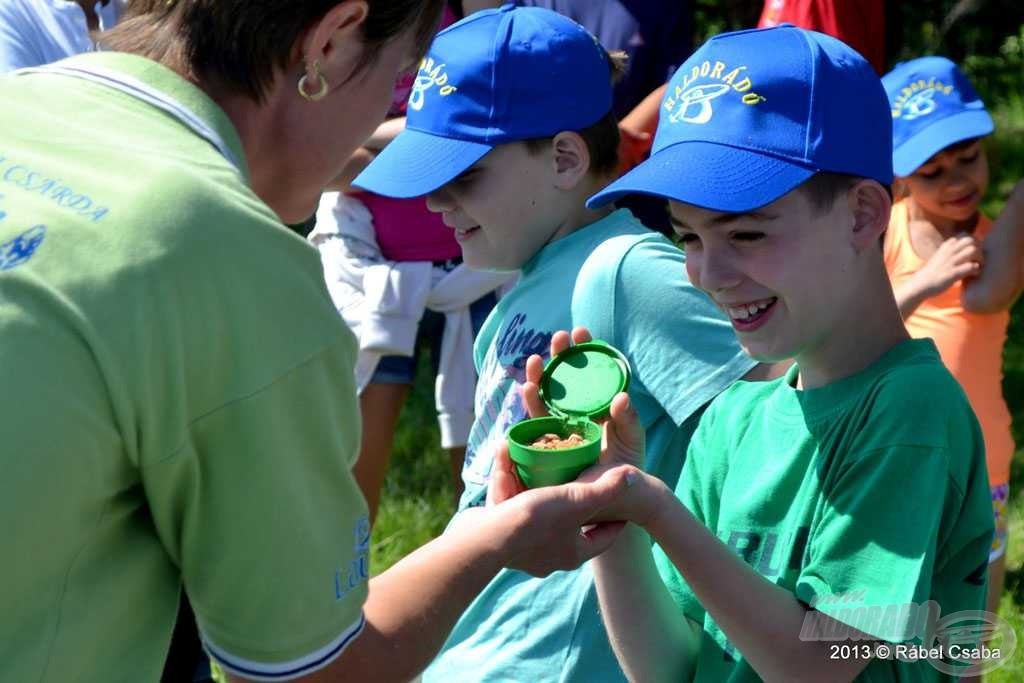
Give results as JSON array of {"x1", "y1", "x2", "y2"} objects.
[
  {"x1": 424, "y1": 209, "x2": 754, "y2": 682},
  {"x1": 654, "y1": 339, "x2": 993, "y2": 682},
  {"x1": 0, "y1": 54, "x2": 369, "y2": 681}
]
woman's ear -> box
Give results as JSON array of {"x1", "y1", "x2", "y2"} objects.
[
  {"x1": 550, "y1": 131, "x2": 591, "y2": 190},
  {"x1": 301, "y1": 1, "x2": 370, "y2": 83},
  {"x1": 848, "y1": 179, "x2": 892, "y2": 250}
]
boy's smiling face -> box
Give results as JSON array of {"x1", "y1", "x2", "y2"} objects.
[
  {"x1": 426, "y1": 141, "x2": 590, "y2": 271},
  {"x1": 900, "y1": 139, "x2": 989, "y2": 225},
  {"x1": 670, "y1": 185, "x2": 862, "y2": 365}
]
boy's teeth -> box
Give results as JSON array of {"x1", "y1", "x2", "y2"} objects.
[{"x1": 729, "y1": 299, "x2": 773, "y2": 320}]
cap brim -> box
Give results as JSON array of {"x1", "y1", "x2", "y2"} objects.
[
  {"x1": 587, "y1": 141, "x2": 816, "y2": 212},
  {"x1": 893, "y1": 109, "x2": 994, "y2": 177},
  {"x1": 352, "y1": 129, "x2": 493, "y2": 199}
]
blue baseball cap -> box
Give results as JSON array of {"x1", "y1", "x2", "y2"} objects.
[
  {"x1": 588, "y1": 25, "x2": 893, "y2": 213},
  {"x1": 352, "y1": 4, "x2": 613, "y2": 199},
  {"x1": 882, "y1": 57, "x2": 994, "y2": 177}
]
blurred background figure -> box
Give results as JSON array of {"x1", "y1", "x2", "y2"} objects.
[
  {"x1": 514, "y1": 0, "x2": 693, "y2": 120},
  {"x1": 515, "y1": 0, "x2": 696, "y2": 233},
  {"x1": 0, "y1": 0, "x2": 125, "y2": 72},
  {"x1": 312, "y1": 0, "x2": 510, "y2": 524},
  {"x1": 757, "y1": 0, "x2": 886, "y2": 74}
]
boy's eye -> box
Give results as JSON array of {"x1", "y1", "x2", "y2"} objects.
[
  {"x1": 731, "y1": 232, "x2": 764, "y2": 242},
  {"x1": 960, "y1": 151, "x2": 980, "y2": 164},
  {"x1": 917, "y1": 168, "x2": 942, "y2": 180},
  {"x1": 673, "y1": 232, "x2": 699, "y2": 248},
  {"x1": 451, "y1": 169, "x2": 480, "y2": 189}
]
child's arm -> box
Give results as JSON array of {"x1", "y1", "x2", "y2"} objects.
[
  {"x1": 610, "y1": 478, "x2": 874, "y2": 683},
  {"x1": 324, "y1": 147, "x2": 377, "y2": 193},
  {"x1": 363, "y1": 116, "x2": 407, "y2": 151},
  {"x1": 592, "y1": 523, "x2": 702, "y2": 682},
  {"x1": 324, "y1": 118, "x2": 409, "y2": 192},
  {"x1": 962, "y1": 181, "x2": 1024, "y2": 314},
  {"x1": 617, "y1": 84, "x2": 665, "y2": 172},
  {"x1": 892, "y1": 234, "x2": 983, "y2": 318}
]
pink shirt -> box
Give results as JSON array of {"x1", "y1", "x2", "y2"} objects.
[
  {"x1": 361, "y1": 6, "x2": 461, "y2": 263},
  {"x1": 356, "y1": 191, "x2": 461, "y2": 262}
]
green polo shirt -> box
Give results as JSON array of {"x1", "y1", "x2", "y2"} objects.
[{"x1": 0, "y1": 53, "x2": 368, "y2": 681}]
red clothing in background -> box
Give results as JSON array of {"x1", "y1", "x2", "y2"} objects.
[{"x1": 758, "y1": 0, "x2": 885, "y2": 74}]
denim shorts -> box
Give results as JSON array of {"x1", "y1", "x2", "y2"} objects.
[{"x1": 371, "y1": 290, "x2": 497, "y2": 384}]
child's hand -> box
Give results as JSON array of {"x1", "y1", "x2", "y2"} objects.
[
  {"x1": 523, "y1": 327, "x2": 645, "y2": 470},
  {"x1": 600, "y1": 392, "x2": 645, "y2": 470},
  {"x1": 569, "y1": 394, "x2": 655, "y2": 527},
  {"x1": 914, "y1": 234, "x2": 984, "y2": 297},
  {"x1": 522, "y1": 326, "x2": 592, "y2": 418}
]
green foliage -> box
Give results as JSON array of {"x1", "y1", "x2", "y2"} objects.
[
  {"x1": 961, "y1": 26, "x2": 1024, "y2": 109},
  {"x1": 887, "y1": 1, "x2": 1023, "y2": 66},
  {"x1": 691, "y1": 0, "x2": 1024, "y2": 111}
]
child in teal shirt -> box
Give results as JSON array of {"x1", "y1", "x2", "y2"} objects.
[{"x1": 354, "y1": 6, "x2": 764, "y2": 680}]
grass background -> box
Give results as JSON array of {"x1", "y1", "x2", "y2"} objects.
[{"x1": 370, "y1": 98, "x2": 1024, "y2": 678}]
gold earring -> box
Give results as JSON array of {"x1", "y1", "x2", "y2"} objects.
[{"x1": 298, "y1": 60, "x2": 329, "y2": 102}]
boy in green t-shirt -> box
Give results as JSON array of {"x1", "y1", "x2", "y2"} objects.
[{"x1": 509, "y1": 25, "x2": 994, "y2": 681}]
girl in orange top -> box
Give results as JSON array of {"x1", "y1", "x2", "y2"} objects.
[{"x1": 883, "y1": 57, "x2": 1024, "y2": 615}]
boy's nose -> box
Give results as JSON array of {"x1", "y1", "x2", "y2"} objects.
[
  {"x1": 426, "y1": 187, "x2": 455, "y2": 213},
  {"x1": 690, "y1": 246, "x2": 743, "y2": 295}
]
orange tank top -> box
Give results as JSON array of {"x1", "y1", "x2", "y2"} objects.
[{"x1": 884, "y1": 199, "x2": 1013, "y2": 485}]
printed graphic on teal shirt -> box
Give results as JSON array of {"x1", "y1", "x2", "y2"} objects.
[{"x1": 462, "y1": 312, "x2": 553, "y2": 504}]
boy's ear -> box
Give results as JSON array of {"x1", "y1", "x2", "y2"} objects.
[
  {"x1": 847, "y1": 179, "x2": 891, "y2": 250},
  {"x1": 550, "y1": 132, "x2": 591, "y2": 189}
]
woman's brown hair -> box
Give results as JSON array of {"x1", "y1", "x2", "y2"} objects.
[{"x1": 100, "y1": 0, "x2": 446, "y2": 103}]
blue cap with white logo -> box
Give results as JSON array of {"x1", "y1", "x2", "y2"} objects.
[
  {"x1": 352, "y1": 4, "x2": 613, "y2": 199},
  {"x1": 882, "y1": 56, "x2": 993, "y2": 177},
  {"x1": 588, "y1": 25, "x2": 893, "y2": 212}
]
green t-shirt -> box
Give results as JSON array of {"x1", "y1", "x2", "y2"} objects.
[
  {"x1": 654, "y1": 339, "x2": 993, "y2": 682},
  {"x1": 0, "y1": 53, "x2": 369, "y2": 681}
]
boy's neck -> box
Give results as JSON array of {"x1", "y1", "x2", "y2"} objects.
[
  {"x1": 906, "y1": 196, "x2": 980, "y2": 237},
  {"x1": 793, "y1": 261, "x2": 911, "y2": 390},
  {"x1": 545, "y1": 183, "x2": 616, "y2": 244}
]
